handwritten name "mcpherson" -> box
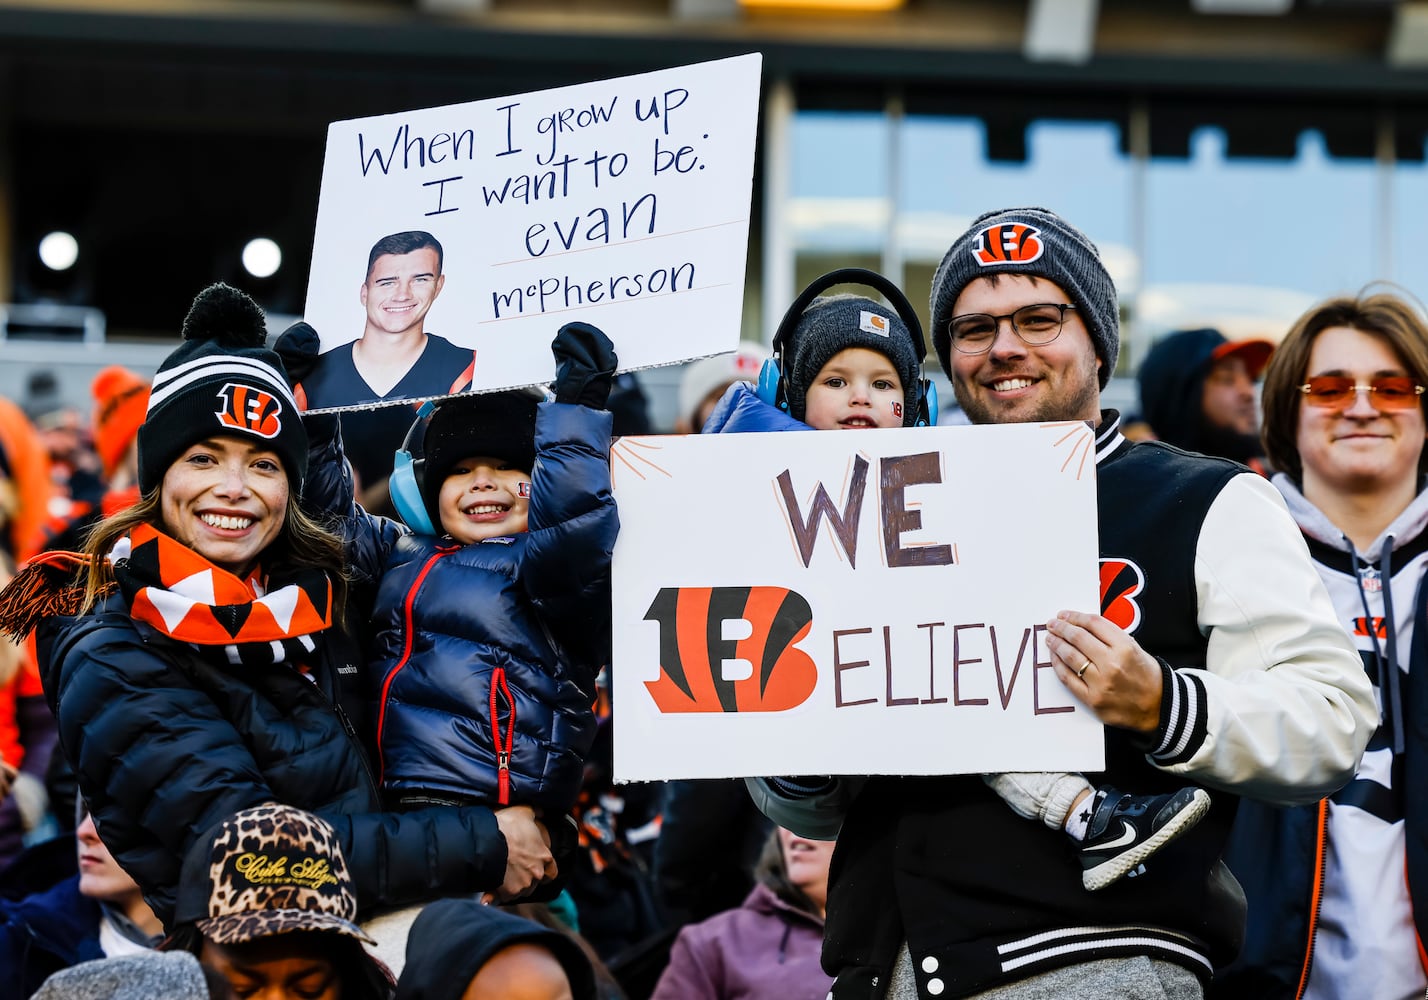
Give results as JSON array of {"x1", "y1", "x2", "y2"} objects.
[{"x1": 492, "y1": 262, "x2": 695, "y2": 319}]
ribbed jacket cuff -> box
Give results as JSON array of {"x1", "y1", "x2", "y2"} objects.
[{"x1": 1131, "y1": 660, "x2": 1208, "y2": 765}]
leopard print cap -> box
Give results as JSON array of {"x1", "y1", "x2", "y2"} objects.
[{"x1": 195, "y1": 803, "x2": 374, "y2": 946}]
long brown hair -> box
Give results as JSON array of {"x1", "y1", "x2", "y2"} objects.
[
  {"x1": 1261, "y1": 290, "x2": 1428, "y2": 484},
  {"x1": 80, "y1": 489, "x2": 348, "y2": 621}
]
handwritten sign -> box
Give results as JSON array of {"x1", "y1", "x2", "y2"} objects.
[
  {"x1": 303, "y1": 54, "x2": 761, "y2": 410},
  {"x1": 610, "y1": 422, "x2": 1105, "y2": 781}
]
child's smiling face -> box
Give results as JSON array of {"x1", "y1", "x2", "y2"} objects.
[
  {"x1": 802, "y1": 347, "x2": 905, "y2": 430},
  {"x1": 437, "y1": 454, "x2": 532, "y2": 543}
]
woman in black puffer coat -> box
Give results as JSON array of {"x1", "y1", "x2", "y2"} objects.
[{"x1": 5, "y1": 284, "x2": 552, "y2": 933}]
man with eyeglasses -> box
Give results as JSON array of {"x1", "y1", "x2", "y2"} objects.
[
  {"x1": 1135, "y1": 328, "x2": 1275, "y2": 475},
  {"x1": 746, "y1": 207, "x2": 1375, "y2": 1000},
  {"x1": 1220, "y1": 292, "x2": 1428, "y2": 999}
]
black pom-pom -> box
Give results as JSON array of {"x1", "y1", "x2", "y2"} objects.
[{"x1": 180, "y1": 282, "x2": 267, "y2": 348}]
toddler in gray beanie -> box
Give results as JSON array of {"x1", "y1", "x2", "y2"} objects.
[
  {"x1": 928, "y1": 207, "x2": 1120, "y2": 387},
  {"x1": 782, "y1": 293, "x2": 926, "y2": 428}
]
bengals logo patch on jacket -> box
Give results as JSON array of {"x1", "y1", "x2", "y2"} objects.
[{"x1": 1099, "y1": 558, "x2": 1145, "y2": 633}]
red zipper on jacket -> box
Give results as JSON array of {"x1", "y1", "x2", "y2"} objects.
[
  {"x1": 375, "y1": 548, "x2": 453, "y2": 787},
  {"x1": 1295, "y1": 799, "x2": 1330, "y2": 999},
  {"x1": 1410, "y1": 852, "x2": 1428, "y2": 987},
  {"x1": 490, "y1": 666, "x2": 515, "y2": 805}
]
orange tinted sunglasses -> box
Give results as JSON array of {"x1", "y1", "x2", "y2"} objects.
[{"x1": 1298, "y1": 375, "x2": 1425, "y2": 410}]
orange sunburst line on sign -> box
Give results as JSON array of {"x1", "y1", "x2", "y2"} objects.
[
  {"x1": 611, "y1": 446, "x2": 648, "y2": 484},
  {"x1": 610, "y1": 440, "x2": 674, "y2": 487},
  {"x1": 623, "y1": 445, "x2": 671, "y2": 478},
  {"x1": 1045, "y1": 421, "x2": 1094, "y2": 480},
  {"x1": 1076, "y1": 435, "x2": 1092, "y2": 480},
  {"x1": 616, "y1": 440, "x2": 671, "y2": 477}
]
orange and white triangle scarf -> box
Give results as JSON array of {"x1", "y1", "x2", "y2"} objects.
[{"x1": 111, "y1": 523, "x2": 333, "y2": 668}]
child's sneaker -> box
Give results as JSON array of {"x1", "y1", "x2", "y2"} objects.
[{"x1": 1079, "y1": 785, "x2": 1211, "y2": 891}]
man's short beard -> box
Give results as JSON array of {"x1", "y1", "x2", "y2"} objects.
[{"x1": 951, "y1": 356, "x2": 1101, "y2": 425}]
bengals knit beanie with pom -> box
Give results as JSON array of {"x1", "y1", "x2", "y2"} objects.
[
  {"x1": 137, "y1": 283, "x2": 307, "y2": 495},
  {"x1": 928, "y1": 207, "x2": 1120, "y2": 388}
]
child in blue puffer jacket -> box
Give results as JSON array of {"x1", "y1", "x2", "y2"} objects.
[{"x1": 299, "y1": 323, "x2": 619, "y2": 839}]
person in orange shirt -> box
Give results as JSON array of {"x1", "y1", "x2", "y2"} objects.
[
  {"x1": 0, "y1": 396, "x2": 54, "y2": 562},
  {"x1": 43, "y1": 367, "x2": 149, "y2": 554}
]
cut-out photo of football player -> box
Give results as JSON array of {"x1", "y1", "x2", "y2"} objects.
[{"x1": 296, "y1": 230, "x2": 476, "y2": 487}]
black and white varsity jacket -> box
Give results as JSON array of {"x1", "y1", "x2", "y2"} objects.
[{"x1": 749, "y1": 411, "x2": 1375, "y2": 1000}]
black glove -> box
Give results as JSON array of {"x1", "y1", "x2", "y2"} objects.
[
  {"x1": 274, "y1": 321, "x2": 322, "y2": 389},
  {"x1": 552, "y1": 322, "x2": 618, "y2": 409},
  {"x1": 274, "y1": 321, "x2": 339, "y2": 441}
]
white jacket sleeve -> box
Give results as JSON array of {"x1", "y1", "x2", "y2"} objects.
[{"x1": 1146, "y1": 473, "x2": 1376, "y2": 805}]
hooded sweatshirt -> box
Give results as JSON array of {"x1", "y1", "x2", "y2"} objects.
[
  {"x1": 1222, "y1": 475, "x2": 1428, "y2": 1000},
  {"x1": 651, "y1": 881, "x2": 830, "y2": 1000},
  {"x1": 1136, "y1": 327, "x2": 1266, "y2": 466},
  {"x1": 395, "y1": 898, "x2": 598, "y2": 1000}
]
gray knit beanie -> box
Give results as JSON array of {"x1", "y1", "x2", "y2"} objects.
[
  {"x1": 32, "y1": 952, "x2": 209, "y2": 1000},
  {"x1": 928, "y1": 207, "x2": 1119, "y2": 388},
  {"x1": 784, "y1": 293, "x2": 923, "y2": 427}
]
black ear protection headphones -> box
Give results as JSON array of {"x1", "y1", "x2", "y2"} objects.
[{"x1": 755, "y1": 266, "x2": 937, "y2": 427}]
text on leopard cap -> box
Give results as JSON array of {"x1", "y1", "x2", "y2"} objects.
[
  {"x1": 174, "y1": 802, "x2": 374, "y2": 946},
  {"x1": 928, "y1": 207, "x2": 1120, "y2": 388}
]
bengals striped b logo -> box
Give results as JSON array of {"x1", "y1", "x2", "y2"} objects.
[
  {"x1": 1099, "y1": 558, "x2": 1145, "y2": 633},
  {"x1": 972, "y1": 224, "x2": 1044, "y2": 267},
  {"x1": 216, "y1": 383, "x2": 283, "y2": 439},
  {"x1": 643, "y1": 586, "x2": 818, "y2": 713}
]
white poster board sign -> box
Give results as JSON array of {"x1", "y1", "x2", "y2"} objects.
[
  {"x1": 611, "y1": 422, "x2": 1105, "y2": 781},
  {"x1": 302, "y1": 54, "x2": 761, "y2": 410}
]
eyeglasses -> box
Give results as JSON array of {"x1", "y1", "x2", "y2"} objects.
[
  {"x1": 1298, "y1": 375, "x2": 1426, "y2": 411},
  {"x1": 947, "y1": 303, "x2": 1076, "y2": 355}
]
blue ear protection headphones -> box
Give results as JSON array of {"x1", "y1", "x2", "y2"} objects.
[
  {"x1": 389, "y1": 400, "x2": 440, "y2": 535},
  {"x1": 755, "y1": 266, "x2": 938, "y2": 427}
]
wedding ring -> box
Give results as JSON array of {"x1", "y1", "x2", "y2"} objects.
[{"x1": 1076, "y1": 660, "x2": 1092, "y2": 679}]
